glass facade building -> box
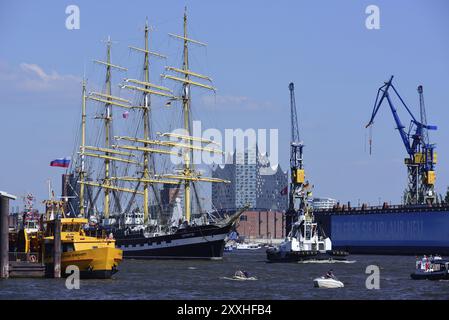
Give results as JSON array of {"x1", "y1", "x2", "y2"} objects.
[{"x1": 212, "y1": 146, "x2": 288, "y2": 211}]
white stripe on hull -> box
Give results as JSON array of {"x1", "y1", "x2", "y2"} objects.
[{"x1": 119, "y1": 233, "x2": 227, "y2": 252}]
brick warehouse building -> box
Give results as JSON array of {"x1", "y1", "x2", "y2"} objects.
[{"x1": 237, "y1": 210, "x2": 285, "y2": 240}]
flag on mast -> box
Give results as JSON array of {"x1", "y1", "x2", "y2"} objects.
[{"x1": 50, "y1": 157, "x2": 71, "y2": 168}]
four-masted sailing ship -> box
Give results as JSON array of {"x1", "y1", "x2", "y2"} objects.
[{"x1": 67, "y1": 9, "x2": 246, "y2": 259}]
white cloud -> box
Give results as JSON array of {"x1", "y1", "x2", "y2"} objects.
[
  {"x1": 20, "y1": 63, "x2": 62, "y2": 81},
  {"x1": 0, "y1": 61, "x2": 80, "y2": 93}
]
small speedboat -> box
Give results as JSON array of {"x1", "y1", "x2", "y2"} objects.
[
  {"x1": 232, "y1": 274, "x2": 257, "y2": 281},
  {"x1": 232, "y1": 270, "x2": 257, "y2": 280},
  {"x1": 313, "y1": 276, "x2": 344, "y2": 288}
]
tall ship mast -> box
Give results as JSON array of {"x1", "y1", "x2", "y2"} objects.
[
  {"x1": 68, "y1": 10, "x2": 246, "y2": 259},
  {"x1": 75, "y1": 36, "x2": 142, "y2": 222},
  {"x1": 113, "y1": 18, "x2": 177, "y2": 226}
]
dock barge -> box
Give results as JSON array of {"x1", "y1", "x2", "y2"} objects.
[{"x1": 315, "y1": 203, "x2": 449, "y2": 255}]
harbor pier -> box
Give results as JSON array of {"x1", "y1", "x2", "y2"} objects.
[
  {"x1": 1, "y1": 190, "x2": 16, "y2": 279},
  {"x1": 53, "y1": 216, "x2": 61, "y2": 278},
  {"x1": 1, "y1": 190, "x2": 45, "y2": 278}
]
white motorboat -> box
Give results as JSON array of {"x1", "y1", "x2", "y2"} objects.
[
  {"x1": 223, "y1": 270, "x2": 257, "y2": 280},
  {"x1": 313, "y1": 276, "x2": 344, "y2": 288},
  {"x1": 232, "y1": 275, "x2": 258, "y2": 281}
]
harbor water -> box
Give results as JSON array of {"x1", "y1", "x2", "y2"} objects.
[{"x1": 1, "y1": 250, "x2": 448, "y2": 300}]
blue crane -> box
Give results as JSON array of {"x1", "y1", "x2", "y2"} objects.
[{"x1": 366, "y1": 76, "x2": 437, "y2": 205}]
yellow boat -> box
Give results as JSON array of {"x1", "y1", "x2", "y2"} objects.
[{"x1": 42, "y1": 218, "x2": 123, "y2": 279}]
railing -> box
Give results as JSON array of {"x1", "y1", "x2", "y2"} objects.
[
  {"x1": 315, "y1": 203, "x2": 449, "y2": 214},
  {"x1": 8, "y1": 252, "x2": 41, "y2": 263}
]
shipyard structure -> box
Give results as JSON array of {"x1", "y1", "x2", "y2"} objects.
[{"x1": 314, "y1": 77, "x2": 449, "y2": 255}]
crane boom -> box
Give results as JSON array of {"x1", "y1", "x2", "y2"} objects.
[
  {"x1": 290, "y1": 83, "x2": 300, "y2": 145},
  {"x1": 418, "y1": 85, "x2": 429, "y2": 145}
]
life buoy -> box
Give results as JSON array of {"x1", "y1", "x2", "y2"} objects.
[{"x1": 29, "y1": 255, "x2": 37, "y2": 262}]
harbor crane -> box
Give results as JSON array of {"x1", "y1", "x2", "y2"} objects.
[
  {"x1": 366, "y1": 76, "x2": 437, "y2": 205},
  {"x1": 285, "y1": 82, "x2": 308, "y2": 235}
]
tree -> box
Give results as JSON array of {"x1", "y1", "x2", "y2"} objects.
[{"x1": 445, "y1": 187, "x2": 449, "y2": 205}]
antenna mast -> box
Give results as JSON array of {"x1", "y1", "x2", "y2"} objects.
[{"x1": 79, "y1": 79, "x2": 87, "y2": 216}]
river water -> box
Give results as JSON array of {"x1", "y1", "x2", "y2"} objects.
[{"x1": 1, "y1": 250, "x2": 448, "y2": 300}]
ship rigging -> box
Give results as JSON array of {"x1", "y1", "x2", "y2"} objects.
[{"x1": 66, "y1": 9, "x2": 244, "y2": 259}]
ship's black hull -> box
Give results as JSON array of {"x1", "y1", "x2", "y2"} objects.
[
  {"x1": 410, "y1": 270, "x2": 449, "y2": 280},
  {"x1": 114, "y1": 223, "x2": 232, "y2": 260}
]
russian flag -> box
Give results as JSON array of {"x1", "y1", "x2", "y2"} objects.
[{"x1": 50, "y1": 157, "x2": 71, "y2": 168}]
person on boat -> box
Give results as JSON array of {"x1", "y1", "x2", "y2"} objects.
[
  {"x1": 234, "y1": 270, "x2": 250, "y2": 279},
  {"x1": 325, "y1": 269, "x2": 335, "y2": 279},
  {"x1": 235, "y1": 270, "x2": 245, "y2": 278}
]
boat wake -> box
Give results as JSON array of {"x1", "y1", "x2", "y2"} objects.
[{"x1": 298, "y1": 260, "x2": 356, "y2": 264}]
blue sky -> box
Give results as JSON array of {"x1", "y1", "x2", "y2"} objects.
[{"x1": 1, "y1": 0, "x2": 448, "y2": 211}]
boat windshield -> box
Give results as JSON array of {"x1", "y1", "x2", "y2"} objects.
[
  {"x1": 26, "y1": 221, "x2": 37, "y2": 229},
  {"x1": 62, "y1": 224, "x2": 81, "y2": 232}
]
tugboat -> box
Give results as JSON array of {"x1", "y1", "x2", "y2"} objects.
[
  {"x1": 15, "y1": 193, "x2": 42, "y2": 255},
  {"x1": 266, "y1": 213, "x2": 347, "y2": 262},
  {"x1": 42, "y1": 217, "x2": 123, "y2": 279},
  {"x1": 411, "y1": 255, "x2": 449, "y2": 280},
  {"x1": 41, "y1": 200, "x2": 123, "y2": 279},
  {"x1": 267, "y1": 82, "x2": 347, "y2": 262}
]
